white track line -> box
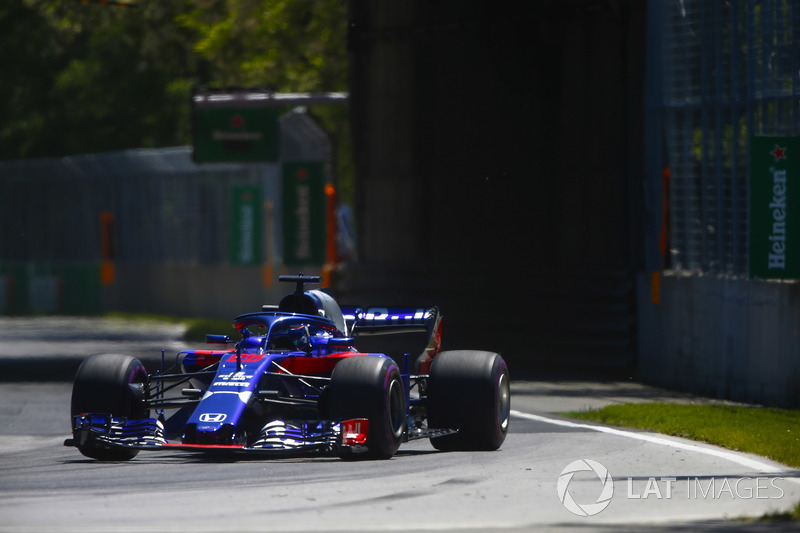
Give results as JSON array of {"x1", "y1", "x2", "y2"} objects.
[{"x1": 511, "y1": 409, "x2": 799, "y2": 478}]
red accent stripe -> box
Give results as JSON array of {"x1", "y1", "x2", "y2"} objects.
[
  {"x1": 278, "y1": 353, "x2": 360, "y2": 375},
  {"x1": 185, "y1": 350, "x2": 231, "y2": 368}
]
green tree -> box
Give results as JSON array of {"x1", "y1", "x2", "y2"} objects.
[
  {"x1": 177, "y1": 0, "x2": 347, "y2": 91},
  {"x1": 177, "y1": 0, "x2": 351, "y2": 201},
  {"x1": 0, "y1": 1, "x2": 201, "y2": 158},
  {"x1": 0, "y1": 0, "x2": 350, "y2": 198}
]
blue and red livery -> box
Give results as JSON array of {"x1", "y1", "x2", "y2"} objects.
[{"x1": 66, "y1": 275, "x2": 510, "y2": 460}]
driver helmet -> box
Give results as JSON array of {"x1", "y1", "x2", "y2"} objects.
[{"x1": 269, "y1": 324, "x2": 311, "y2": 352}]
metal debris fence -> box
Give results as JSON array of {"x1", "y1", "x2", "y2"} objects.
[
  {"x1": 654, "y1": 0, "x2": 800, "y2": 274},
  {"x1": 0, "y1": 147, "x2": 276, "y2": 265}
]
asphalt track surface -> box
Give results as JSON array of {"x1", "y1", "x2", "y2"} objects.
[{"x1": 1, "y1": 317, "x2": 800, "y2": 532}]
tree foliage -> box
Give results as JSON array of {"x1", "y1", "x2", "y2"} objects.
[
  {"x1": 0, "y1": 0, "x2": 349, "y2": 166},
  {"x1": 178, "y1": 0, "x2": 347, "y2": 91}
]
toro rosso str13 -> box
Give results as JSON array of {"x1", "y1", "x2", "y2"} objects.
[{"x1": 65, "y1": 275, "x2": 510, "y2": 460}]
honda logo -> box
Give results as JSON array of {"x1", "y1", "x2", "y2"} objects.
[{"x1": 199, "y1": 413, "x2": 227, "y2": 423}]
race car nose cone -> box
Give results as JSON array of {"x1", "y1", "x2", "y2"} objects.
[{"x1": 183, "y1": 422, "x2": 237, "y2": 445}]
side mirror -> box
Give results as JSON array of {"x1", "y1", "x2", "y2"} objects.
[
  {"x1": 206, "y1": 334, "x2": 232, "y2": 345},
  {"x1": 328, "y1": 337, "x2": 355, "y2": 349}
]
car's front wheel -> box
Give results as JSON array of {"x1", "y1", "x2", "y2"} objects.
[
  {"x1": 324, "y1": 356, "x2": 406, "y2": 459},
  {"x1": 70, "y1": 353, "x2": 149, "y2": 460}
]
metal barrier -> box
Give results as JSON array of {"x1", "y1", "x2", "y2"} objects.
[
  {"x1": 0, "y1": 108, "x2": 333, "y2": 315},
  {"x1": 639, "y1": 1, "x2": 800, "y2": 407},
  {"x1": 1, "y1": 147, "x2": 275, "y2": 264}
]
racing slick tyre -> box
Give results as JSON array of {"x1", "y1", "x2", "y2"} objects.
[
  {"x1": 324, "y1": 356, "x2": 406, "y2": 459},
  {"x1": 70, "y1": 353, "x2": 149, "y2": 461},
  {"x1": 427, "y1": 350, "x2": 510, "y2": 451}
]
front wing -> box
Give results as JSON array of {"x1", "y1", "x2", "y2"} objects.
[{"x1": 66, "y1": 414, "x2": 370, "y2": 455}]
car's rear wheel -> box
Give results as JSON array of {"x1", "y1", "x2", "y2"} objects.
[
  {"x1": 324, "y1": 356, "x2": 406, "y2": 459},
  {"x1": 70, "y1": 353, "x2": 149, "y2": 460},
  {"x1": 427, "y1": 350, "x2": 510, "y2": 451}
]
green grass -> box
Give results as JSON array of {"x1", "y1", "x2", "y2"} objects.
[
  {"x1": 764, "y1": 500, "x2": 800, "y2": 521},
  {"x1": 565, "y1": 403, "x2": 800, "y2": 521},
  {"x1": 104, "y1": 312, "x2": 235, "y2": 343},
  {"x1": 565, "y1": 402, "x2": 800, "y2": 469}
]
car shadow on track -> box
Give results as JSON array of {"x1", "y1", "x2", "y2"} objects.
[{"x1": 62, "y1": 447, "x2": 440, "y2": 465}]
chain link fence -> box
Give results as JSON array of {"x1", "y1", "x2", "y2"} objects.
[
  {"x1": 0, "y1": 148, "x2": 279, "y2": 313},
  {"x1": 0, "y1": 106, "x2": 337, "y2": 315},
  {"x1": 658, "y1": 0, "x2": 800, "y2": 274},
  {"x1": 1, "y1": 147, "x2": 276, "y2": 265}
]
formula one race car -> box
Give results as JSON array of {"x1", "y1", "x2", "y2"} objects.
[{"x1": 65, "y1": 275, "x2": 510, "y2": 460}]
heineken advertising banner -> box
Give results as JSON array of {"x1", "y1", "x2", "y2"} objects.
[
  {"x1": 230, "y1": 186, "x2": 263, "y2": 266},
  {"x1": 193, "y1": 107, "x2": 279, "y2": 163},
  {"x1": 282, "y1": 162, "x2": 325, "y2": 265},
  {"x1": 749, "y1": 136, "x2": 800, "y2": 279}
]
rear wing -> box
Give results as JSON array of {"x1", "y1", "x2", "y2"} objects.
[
  {"x1": 342, "y1": 306, "x2": 437, "y2": 335},
  {"x1": 341, "y1": 306, "x2": 443, "y2": 373}
]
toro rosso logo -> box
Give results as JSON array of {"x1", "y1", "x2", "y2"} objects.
[{"x1": 199, "y1": 413, "x2": 227, "y2": 423}]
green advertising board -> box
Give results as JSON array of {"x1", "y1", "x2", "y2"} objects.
[
  {"x1": 282, "y1": 162, "x2": 325, "y2": 265},
  {"x1": 194, "y1": 107, "x2": 279, "y2": 163},
  {"x1": 749, "y1": 136, "x2": 800, "y2": 279},
  {"x1": 230, "y1": 186, "x2": 263, "y2": 266}
]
